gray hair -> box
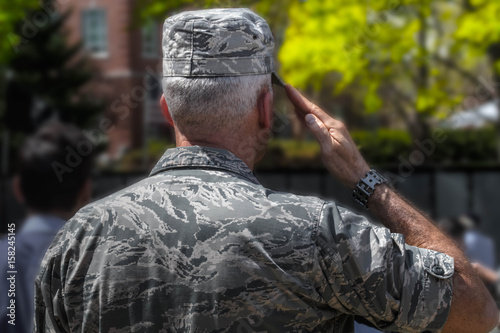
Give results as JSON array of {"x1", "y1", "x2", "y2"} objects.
[{"x1": 162, "y1": 74, "x2": 272, "y2": 134}]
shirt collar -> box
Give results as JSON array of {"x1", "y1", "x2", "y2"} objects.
[
  {"x1": 149, "y1": 146, "x2": 259, "y2": 184},
  {"x1": 20, "y1": 214, "x2": 66, "y2": 234}
]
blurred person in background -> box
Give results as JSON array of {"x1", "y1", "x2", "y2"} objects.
[
  {"x1": 438, "y1": 214, "x2": 500, "y2": 328},
  {"x1": 0, "y1": 121, "x2": 93, "y2": 333},
  {"x1": 472, "y1": 263, "x2": 500, "y2": 332},
  {"x1": 437, "y1": 216, "x2": 467, "y2": 249},
  {"x1": 461, "y1": 212, "x2": 496, "y2": 270},
  {"x1": 355, "y1": 320, "x2": 386, "y2": 332},
  {"x1": 34, "y1": 8, "x2": 498, "y2": 333},
  {"x1": 460, "y1": 213, "x2": 499, "y2": 318}
]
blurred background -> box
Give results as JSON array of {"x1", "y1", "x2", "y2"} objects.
[{"x1": 1, "y1": 0, "x2": 500, "y2": 263}]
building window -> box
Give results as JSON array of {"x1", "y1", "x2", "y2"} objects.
[
  {"x1": 82, "y1": 9, "x2": 108, "y2": 57},
  {"x1": 142, "y1": 21, "x2": 159, "y2": 59}
]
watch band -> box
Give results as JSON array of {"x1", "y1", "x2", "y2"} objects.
[{"x1": 352, "y1": 169, "x2": 387, "y2": 209}]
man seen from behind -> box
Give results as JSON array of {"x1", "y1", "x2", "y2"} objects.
[{"x1": 34, "y1": 8, "x2": 498, "y2": 333}]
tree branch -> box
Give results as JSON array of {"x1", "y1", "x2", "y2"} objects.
[
  {"x1": 389, "y1": 84, "x2": 415, "y2": 108},
  {"x1": 432, "y1": 54, "x2": 483, "y2": 87}
]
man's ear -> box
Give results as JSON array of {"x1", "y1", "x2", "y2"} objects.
[
  {"x1": 12, "y1": 175, "x2": 25, "y2": 205},
  {"x1": 257, "y1": 90, "x2": 273, "y2": 130},
  {"x1": 160, "y1": 94, "x2": 174, "y2": 127}
]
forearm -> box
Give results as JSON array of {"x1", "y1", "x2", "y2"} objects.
[
  {"x1": 368, "y1": 184, "x2": 498, "y2": 333},
  {"x1": 368, "y1": 184, "x2": 464, "y2": 262}
]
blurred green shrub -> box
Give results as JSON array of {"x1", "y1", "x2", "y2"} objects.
[
  {"x1": 352, "y1": 129, "x2": 413, "y2": 166},
  {"x1": 431, "y1": 127, "x2": 497, "y2": 165},
  {"x1": 113, "y1": 139, "x2": 175, "y2": 172},
  {"x1": 258, "y1": 139, "x2": 322, "y2": 170},
  {"x1": 258, "y1": 127, "x2": 498, "y2": 170},
  {"x1": 110, "y1": 128, "x2": 498, "y2": 172}
]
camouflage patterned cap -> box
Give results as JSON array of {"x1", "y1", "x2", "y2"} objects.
[{"x1": 162, "y1": 8, "x2": 285, "y2": 87}]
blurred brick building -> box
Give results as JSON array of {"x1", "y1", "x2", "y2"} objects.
[{"x1": 59, "y1": 0, "x2": 169, "y2": 159}]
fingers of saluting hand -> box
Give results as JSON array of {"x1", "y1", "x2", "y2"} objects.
[
  {"x1": 285, "y1": 84, "x2": 352, "y2": 145},
  {"x1": 285, "y1": 84, "x2": 348, "y2": 132},
  {"x1": 285, "y1": 84, "x2": 334, "y2": 125},
  {"x1": 304, "y1": 114, "x2": 350, "y2": 154},
  {"x1": 304, "y1": 114, "x2": 332, "y2": 153}
]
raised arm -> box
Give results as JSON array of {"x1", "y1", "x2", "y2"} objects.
[{"x1": 285, "y1": 84, "x2": 499, "y2": 333}]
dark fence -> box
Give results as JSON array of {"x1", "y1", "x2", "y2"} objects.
[{"x1": 2, "y1": 168, "x2": 500, "y2": 258}]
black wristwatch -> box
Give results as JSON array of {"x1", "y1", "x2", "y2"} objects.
[{"x1": 352, "y1": 169, "x2": 387, "y2": 209}]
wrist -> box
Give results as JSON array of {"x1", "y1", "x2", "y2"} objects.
[{"x1": 367, "y1": 183, "x2": 391, "y2": 210}]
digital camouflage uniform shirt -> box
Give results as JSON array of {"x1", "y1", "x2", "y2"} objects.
[{"x1": 34, "y1": 146, "x2": 454, "y2": 332}]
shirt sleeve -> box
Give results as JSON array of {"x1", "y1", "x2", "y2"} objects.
[{"x1": 312, "y1": 202, "x2": 454, "y2": 333}]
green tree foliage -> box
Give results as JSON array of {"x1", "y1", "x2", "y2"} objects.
[
  {"x1": 280, "y1": 1, "x2": 500, "y2": 140},
  {"x1": 453, "y1": 0, "x2": 500, "y2": 157},
  {"x1": 3, "y1": 6, "x2": 102, "y2": 130},
  {"x1": 1, "y1": 1, "x2": 104, "y2": 174},
  {"x1": 9, "y1": 12, "x2": 101, "y2": 126},
  {"x1": 0, "y1": 0, "x2": 40, "y2": 144},
  {"x1": 0, "y1": 0, "x2": 40, "y2": 64},
  {"x1": 132, "y1": 0, "x2": 289, "y2": 32}
]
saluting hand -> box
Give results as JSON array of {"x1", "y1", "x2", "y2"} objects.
[{"x1": 285, "y1": 84, "x2": 370, "y2": 188}]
